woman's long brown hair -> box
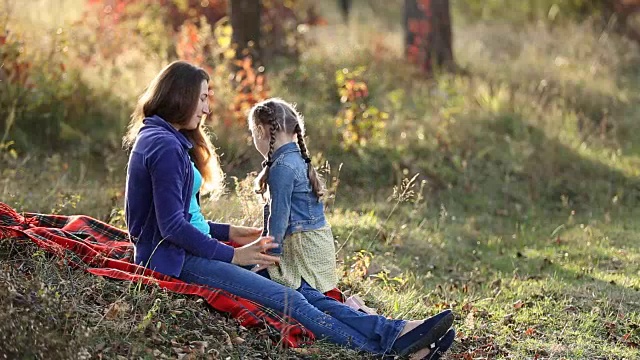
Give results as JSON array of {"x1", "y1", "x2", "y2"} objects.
[{"x1": 123, "y1": 61, "x2": 224, "y2": 197}]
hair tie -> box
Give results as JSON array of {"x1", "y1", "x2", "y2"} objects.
[
  {"x1": 262, "y1": 160, "x2": 273, "y2": 168},
  {"x1": 304, "y1": 158, "x2": 311, "y2": 164}
]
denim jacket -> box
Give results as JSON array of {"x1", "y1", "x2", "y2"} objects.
[{"x1": 266, "y1": 142, "x2": 326, "y2": 255}]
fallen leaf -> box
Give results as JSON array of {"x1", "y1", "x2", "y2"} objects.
[
  {"x1": 190, "y1": 341, "x2": 208, "y2": 354},
  {"x1": 104, "y1": 300, "x2": 130, "y2": 320},
  {"x1": 290, "y1": 348, "x2": 321, "y2": 355},
  {"x1": 222, "y1": 331, "x2": 233, "y2": 348},
  {"x1": 513, "y1": 300, "x2": 525, "y2": 310}
]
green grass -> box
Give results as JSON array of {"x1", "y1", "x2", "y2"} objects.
[{"x1": 2, "y1": 2, "x2": 640, "y2": 359}]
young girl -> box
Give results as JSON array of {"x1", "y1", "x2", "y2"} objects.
[
  {"x1": 125, "y1": 62, "x2": 454, "y2": 360},
  {"x1": 249, "y1": 98, "x2": 336, "y2": 293},
  {"x1": 248, "y1": 98, "x2": 456, "y2": 359}
]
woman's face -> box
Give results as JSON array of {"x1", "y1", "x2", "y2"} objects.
[{"x1": 184, "y1": 80, "x2": 210, "y2": 130}]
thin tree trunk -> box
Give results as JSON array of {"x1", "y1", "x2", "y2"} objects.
[
  {"x1": 230, "y1": 0, "x2": 262, "y2": 64},
  {"x1": 404, "y1": 0, "x2": 455, "y2": 74}
]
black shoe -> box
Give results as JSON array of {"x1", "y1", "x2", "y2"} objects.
[{"x1": 391, "y1": 309, "x2": 454, "y2": 357}]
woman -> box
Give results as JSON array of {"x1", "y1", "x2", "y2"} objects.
[{"x1": 123, "y1": 61, "x2": 454, "y2": 359}]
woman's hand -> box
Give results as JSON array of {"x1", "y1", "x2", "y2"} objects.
[
  {"x1": 231, "y1": 236, "x2": 280, "y2": 267},
  {"x1": 229, "y1": 225, "x2": 263, "y2": 246}
]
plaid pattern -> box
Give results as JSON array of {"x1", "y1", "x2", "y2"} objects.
[
  {"x1": 0, "y1": 202, "x2": 344, "y2": 347},
  {"x1": 268, "y1": 227, "x2": 338, "y2": 294}
]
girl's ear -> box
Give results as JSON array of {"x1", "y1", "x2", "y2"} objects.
[{"x1": 256, "y1": 124, "x2": 265, "y2": 139}]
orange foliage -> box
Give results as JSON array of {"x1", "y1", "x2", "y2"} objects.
[
  {"x1": 83, "y1": 0, "x2": 322, "y2": 128},
  {"x1": 226, "y1": 57, "x2": 269, "y2": 128}
]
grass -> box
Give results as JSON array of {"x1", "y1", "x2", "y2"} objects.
[{"x1": 2, "y1": 1, "x2": 640, "y2": 359}]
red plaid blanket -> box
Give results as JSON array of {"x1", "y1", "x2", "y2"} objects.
[{"x1": 0, "y1": 202, "x2": 343, "y2": 347}]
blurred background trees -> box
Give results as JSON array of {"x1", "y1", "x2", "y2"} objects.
[{"x1": 1, "y1": 0, "x2": 639, "y2": 163}]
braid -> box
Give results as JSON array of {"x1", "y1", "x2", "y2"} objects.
[
  {"x1": 294, "y1": 123, "x2": 310, "y2": 162},
  {"x1": 252, "y1": 98, "x2": 325, "y2": 198},
  {"x1": 255, "y1": 104, "x2": 278, "y2": 194},
  {"x1": 267, "y1": 115, "x2": 278, "y2": 160},
  {"x1": 294, "y1": 123, "x2": 325, "y2": 198}
]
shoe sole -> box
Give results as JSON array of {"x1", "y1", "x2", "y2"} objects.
[
  {"x1": 398, "y1": 312, "x2": 454, "y2": 357},
  {"x1": 423, "y1": 328, "x2": 456, "y2": 360}
]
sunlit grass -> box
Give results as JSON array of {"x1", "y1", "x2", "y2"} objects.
[{"x1": 2, "y1": 1, "x2": 640, "y2": 358}]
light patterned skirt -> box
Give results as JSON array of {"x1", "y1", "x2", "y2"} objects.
[{"x1": 267, "y1": 226, "x2": 338, "y2": 293}]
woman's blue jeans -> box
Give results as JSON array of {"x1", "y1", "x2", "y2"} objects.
[{"x1": 178, "y1": 254, "x2": 405, "y2": 354}]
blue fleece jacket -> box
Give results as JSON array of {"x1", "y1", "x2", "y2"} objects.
[{"x1": 125, "y1": 115, "x2": 234, "y2": 277}]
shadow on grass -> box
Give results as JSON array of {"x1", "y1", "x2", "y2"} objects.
[{"x1": 333, "y1": 108, "x2": 640, "y2": 213}]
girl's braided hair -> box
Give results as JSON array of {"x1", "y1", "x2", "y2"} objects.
[{"x1": 249, "y1": 98, "x2": 324, "y2": 198}]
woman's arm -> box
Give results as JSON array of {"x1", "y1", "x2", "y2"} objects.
[
  {"x1": 228, "y1": 225, "x2": 263, "y2": 245},
  {"x1": 147, "y1": 142, "x2": 234, "y2": 262},
  {"x1": 207, "y1": 221, "x2": 231, "y2": 241},
  {"x1": 266, "y1": 164, "x2": 295, "y2": 255}
]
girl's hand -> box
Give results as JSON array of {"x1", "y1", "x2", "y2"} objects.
[
  {"x1": 229, "y1": 225, "x2": 263, "y2": 246},
  {"x1": 231, "y1": 236, "x2": 280, "y2": 266},
  {"x1": 251, "y1": 263, "x2": 271, "y2": 273}
]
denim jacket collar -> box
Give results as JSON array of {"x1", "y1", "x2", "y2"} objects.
[
  {"x1": 270, "y1": 142, "x2": 299, "y2": 160},
  {"x1": 142, "y1": 115, "x2": 193, "y2": 150}
]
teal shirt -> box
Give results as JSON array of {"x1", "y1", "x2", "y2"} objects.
[{"x1": 189, "y1": 162, "x2": 211, "y2": 235}]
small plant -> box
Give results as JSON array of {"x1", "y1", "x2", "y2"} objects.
[
  {"x1": 137, "y1": 298, "x2": 161, "y2": 332},
  {"x1": 364, "y1": 173, "x2": 420, "y2": 250},
  {"x1": 335, "y1": 67, "x2": 389, "y2": 149},
  {"x1": 230, "y1": 173, "x2": 263, "y2": 221},
  {"x1": 369, "y1": 270, "x2": 407, "y2": 292},
  {"x1": 341, "y1": 250, "x2": 373, "y2": 290},
  {"x1": 316, "y1": 156, "x2": 343, "y2": 214}
]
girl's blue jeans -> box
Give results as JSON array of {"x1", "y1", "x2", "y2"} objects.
[{"x1": 178, "y1": 254, "x2": 405, "y2": 354}]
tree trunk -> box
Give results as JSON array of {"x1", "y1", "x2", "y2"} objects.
[
  {"x1": 404, "y1": 0, "x2": 455, "y2": 74},
  {"x1": 230, "y1": 0, "x2": 262, "y2": 64},
  {"x1": 339, "y1": 0, "x2": 352, "y2": 24}
]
